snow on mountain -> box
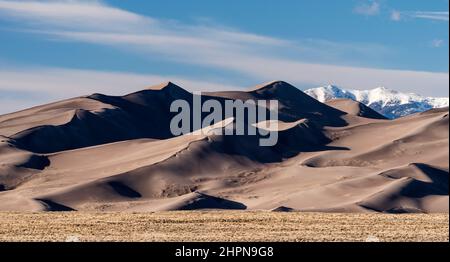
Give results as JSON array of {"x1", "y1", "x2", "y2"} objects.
[{"x1": 305, "y1": 85, "x2": 449, "y2": 119}]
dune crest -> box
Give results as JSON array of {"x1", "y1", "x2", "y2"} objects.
[{"x1": 0, "y1": 81, "x2": 448, "y2": 213}]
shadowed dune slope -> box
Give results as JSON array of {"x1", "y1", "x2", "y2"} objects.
[
  {"x1": 206, "y1": 81, "x2": 348, "y2": 126},
  {"x1": 3, "y1": 81, "x2": 349, "y2": 154},
  {"x1": 0, "y1": 81, "x2": 448, "y2": 213},
  {"x1": 0, "y1": 138, "x2": 50, "y2": 191},
  {"x1": 303, "y1": 109, "x2": 448, "y2": 169},
  {"x1": 21, "y1": 120, "x2": 336, "y2": 211},
  {"x1": 8, "y1": 83, "x2": 192, "y2": 153}
]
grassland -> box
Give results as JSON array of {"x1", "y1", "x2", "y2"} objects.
[{"x1": 0, "y1": 212, "x2": 448, "y2": 242}]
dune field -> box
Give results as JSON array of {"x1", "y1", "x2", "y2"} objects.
[{"x1": 0, "y1": 81, "x2": 448, "y2": 214}]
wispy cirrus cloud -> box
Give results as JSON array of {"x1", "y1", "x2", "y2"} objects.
[
  {"x1": 390, "y1": 10, "x2": 402, "y2": 21},
  {"x1": 412, "y1": 11, "x2": 449, "y2": 22},
  {"x1": 390, "y1": 10, "x2": 449, "y2": 22},
  {"x1": 352, "y1": 0, "x2": 449, "y2": 23},
  {"x1": 0, "y1": 0, "x2": 287, "y2": 47},
  {"x1": 0, "y1": 0, "x2": 448, "y2": 110},
  {"x1": 353, "y1": 0, "x2": 381, "y2": 16},
  {"x1": 0, "y1": 0, "x2": 148, "y2": 30},
  {"x1": 0, "y1": 67, "x2": 241, "y2": 114},
  {"x1": 1, "y1": 64, "x2": 447, "y2": 115},
  {"x1": 431, "y1": 39, "x2": 445, "y2": 48}
]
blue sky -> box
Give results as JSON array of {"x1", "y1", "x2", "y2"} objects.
[{"x1": 0, "y1": 0, "x2": 448, "y2": 113}]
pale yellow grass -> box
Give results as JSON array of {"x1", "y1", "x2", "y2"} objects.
[{"x1": 0, "y1": 212, "x2": 448, "y2": 242}]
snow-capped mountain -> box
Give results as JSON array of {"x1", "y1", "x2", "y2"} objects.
[{"x1": 305, "y1": 85, "x2": 449, "y2": 119}]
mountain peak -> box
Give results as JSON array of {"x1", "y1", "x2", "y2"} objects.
[
  {"x1": 372, "y1": 86, "x2": 386, "y2": 93},
  {"x1": 371, "y1": 86, "x2": 398, "y2": 95},
  {"x1": 250, "y1": 80, "x2": 293, "y2": 92},
  {"x1": 306, "y1": 85, "x2": 449, "y2": 119},
  {"x1": 146, "y1": 81, "x2": 180, "y2": 91},
  {"x1": 144, "y1": 81, "x2": 191, "y2": 97},
  {"x1": 324, "y1": 84, "x2": 341, "y2": 90},
  {"x1": 305, "y1": 84, "x2": 350, "y2": 103},
  {"x1": 250, "y1": 81, "x2": 315, "y2": 101}
]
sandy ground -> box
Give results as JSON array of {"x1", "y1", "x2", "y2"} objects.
[{"x1": 0, "y1": 211, "x2": 448, "y2": 242}]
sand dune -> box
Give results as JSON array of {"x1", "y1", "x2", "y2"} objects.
[
  {"x1": 325, "y1": 98, "x2": 387, "y2": 120},
  {"x1": 0, "y1": 97, "x2": 115, "y2": 137},
  {"x1": 0, "y1": 81, "x2": 447, "y2": 213},
  {"x1": 206, "y1": 81, "x2": 348, "y2": 126}
]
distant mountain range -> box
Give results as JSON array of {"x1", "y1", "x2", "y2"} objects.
[{"x1": 305, "y1": 85, "x2": 449, "y2": 119}]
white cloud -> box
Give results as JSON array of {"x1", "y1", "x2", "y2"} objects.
[
  {"x1": 354, "y1": 1, "x2": 380, "y2": 16},
  {"x1": 390, "y1": 10, "x2": 402, "y2": 21},
  {"x1": 21, "y1": 28, "x2": 449, "y2": 97},
  {"x1": 0, "y1": 67, "x2": 241, "y2": 114},
  {"x1": 412, "y1": 11, "x2": 449, "y2": 22},
  {"x1": 0, "y1": 0, "x2": 286, "y2": 48},
  {"x1": 431, "y1": 39, "x2": 445, "y2": 48},
  {"x1": 0, "y1": 64, "x2": 447, "y2": 115},
  {"x1": 391, "y1": 11, "x2": 449, "y2": 22},
  {"x1": 198, "y1": 54, "x2": 449, "y2": 97},
  {"x1": 0, "y1": 0, "x2": 150, "y2": 32},
  {"x1": 0, "y1": 97, "x2": 41, "y2": 115},
  {"x1": 0, "y1": 67, "x2": 239, "y2": 94}
]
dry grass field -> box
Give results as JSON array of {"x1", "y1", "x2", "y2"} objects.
[{"x1": 0, "y1": 211, "x2": 448, "y2": 242}]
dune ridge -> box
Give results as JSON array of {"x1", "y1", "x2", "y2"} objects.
[{"x1": 0, "y1": 81, "x2": 447, "y2": 213}]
